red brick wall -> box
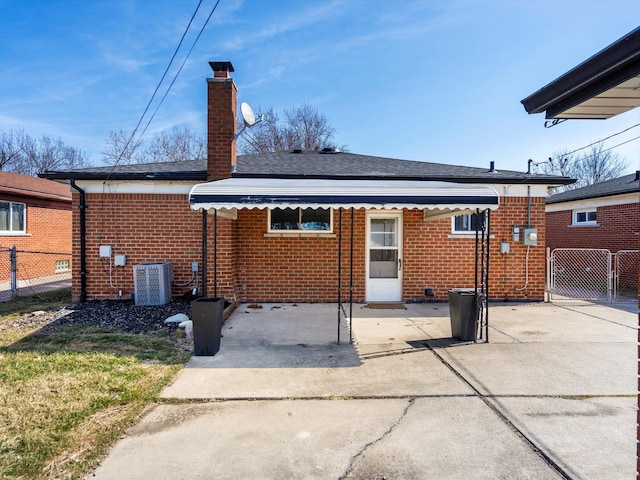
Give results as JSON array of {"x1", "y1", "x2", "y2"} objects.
[
  {"x1": 73, "y1": 192, "x2": 547, "y2": 303},
  {"x1": 72, "y1": 193, "x2": 239, "y2": 303},
  {"x1": 546, "y1": 202, "x2": 639, "y2": 252},
  {"x1": 403, "y1": 196, "x2": 546, "y2": 301},
  {"x1": 235, "y1": 208, "x2": 367, "y2": 303},
  {"x1": 0, "y1": 195, "x2": 71, "y2": 282}
]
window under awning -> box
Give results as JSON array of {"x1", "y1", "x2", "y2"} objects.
[{"x1": 188, "y1": 178, "x2": 499, "y2": 216}]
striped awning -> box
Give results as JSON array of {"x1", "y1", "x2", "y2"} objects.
[{"x1": 189, "y1": 178, "x2": 499, "y2": 214}]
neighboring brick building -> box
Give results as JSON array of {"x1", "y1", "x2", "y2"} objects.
[
  {"x1": 41, "y1": 61, "x2": 571, "y2": 305},
  {"x1": 546, "y1": 173, "x2": 640, "y2": 253},
  {"x1": 0, "y1": 171, "x2": 72, "y2": 284}
]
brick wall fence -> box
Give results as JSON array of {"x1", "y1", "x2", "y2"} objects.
[{"x1": 73, "y1": 192, "x2": 546, "y2": 303}]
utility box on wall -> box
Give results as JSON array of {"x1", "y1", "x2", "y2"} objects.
[
  {"x1": 523, "y1": 228, "x2": 538, "y2": 246},
  {"x1": 133, "y1": 262, "x2": 173, "y2": 306}
]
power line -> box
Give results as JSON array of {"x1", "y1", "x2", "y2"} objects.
[
  {"x1": 584, "y1": 134, "x2": 640, "y2": 158},
  {"x1": 532, "y1": 122, "x2": 640, "y2": 168},
  {"x1": 105, "y1": 0, "x2": 206, "y2": 179},
  {"x1": 557, "y1": 122, "x2": 640, "y2": 159},
  {"x1": 137, "y1": 0, "x2": 221, "y2": 143}
]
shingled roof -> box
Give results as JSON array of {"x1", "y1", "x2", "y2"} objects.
[
  {"x1": 0, "y1": 171, "x2": 71, "y2": 202},
  {"x1": 40, "y1": 150, "x2": 572, "y2": 186},
  {"x1": 546, "y1": 171, "x2": 640, "y2": 204}
]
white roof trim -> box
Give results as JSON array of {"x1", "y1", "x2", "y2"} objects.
[{"x1": 189, "y1": 178, "x2": 500, "y2": 212}]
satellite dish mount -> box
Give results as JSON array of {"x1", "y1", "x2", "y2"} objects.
[{"x1": 235, "y1": 102, "x2": 264, "y2": 139}]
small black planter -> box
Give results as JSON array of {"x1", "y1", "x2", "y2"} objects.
[
  {"x1": 191, "y1": 297, "x2": 225, "y2": 356},
  {"x1": 448, "y1": 289, "x2": 478, "y2": 342}
]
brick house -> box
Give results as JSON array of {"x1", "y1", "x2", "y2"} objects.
[
  {"x1": 546, "y1": 172, "x2": 640, "y2": 253},
  {"x1": 41, "y1": 61, "x2": 571, "y2": 305},
  {"x1": 0, "y1": 171, "x2": 72, "y2": 284}
]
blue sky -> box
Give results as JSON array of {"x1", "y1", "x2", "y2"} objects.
[{"x1": 1, "y1": 0, "x2": 639, "y2": 174}]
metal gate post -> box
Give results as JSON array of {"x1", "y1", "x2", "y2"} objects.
[
  {"x1": 546, "y1": 247, "x2": 551, "y2": 302},
  {"x1": 10, "y1": 245, "x2": 17, "y2": 297},
  {"x1": 607, "y1": 252, "x2": 613, "y2": 303}
]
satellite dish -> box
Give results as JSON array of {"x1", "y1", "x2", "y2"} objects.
[
  {"x1": 241, "y1": 102, "x2": 256, "y2": 127},
  {"x1": 235, "y1": 102, "x2": 263, "y2": 139}
]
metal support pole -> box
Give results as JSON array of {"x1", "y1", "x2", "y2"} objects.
[
  {"x1": 10, "y1": 245, "x2": 17, "y2": 297},
  {"x1": 484, "y1": 209, "x2": 491, "y2": 342},
  {"x1": 349, "y1": 207, "x2": 354, "y2": 344},
  {"x1": 202, "y1": 209, "x2": 207, "y2": 297},
  {"x1": 337, "y1": 208, "x2": 343, "y2": 344},
  {"x1": 474, "y1": 209, "x2": 479, "y2": 297},
  {"x1": 213, "y1": 209, "x2": 218, "y2": 298}
]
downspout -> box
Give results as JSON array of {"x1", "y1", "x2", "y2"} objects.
[
  {"x1": 69, "y1": 179, "x2": 87, "y2": 303},
  {"x1": 527, "y1": 185, "x2": 531, "y2": 228}
]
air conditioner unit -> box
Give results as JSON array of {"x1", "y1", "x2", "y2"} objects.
[{"x1": 133, "y1": 262, "x2": 173, "y2": 306}]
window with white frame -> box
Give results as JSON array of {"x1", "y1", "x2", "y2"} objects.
[
  {"x1": 452, "y1": 213, "x2": 481, "y2": 233},
  {"x1": 573, "y1": 209, "x2": 597, "y2": 225},
  {"x1": 269, "y1": 208, "x2": 332, "y2": 232},
  {"x1": 0, "y1": 201, "x2": 26, "y2": 233}
]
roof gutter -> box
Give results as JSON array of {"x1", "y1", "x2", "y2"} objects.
[
  {"x1": 69, "y1": 179, "x2": 87, "y2": 303},
  {"x1": 231, "y1": 172, "x2": 575, "y2": 186},
  {"x1": 521, "y1": 27, "x2": 640, "y2": 116}
]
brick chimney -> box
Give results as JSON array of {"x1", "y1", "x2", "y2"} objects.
[{"x1": 207, "y1": 61, "x2": 237, "y2": 181}]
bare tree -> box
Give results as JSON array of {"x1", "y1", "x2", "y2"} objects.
[
  {"x1": 101, "y1": 129, "x2": 144, "y2": 166},
  {"x1": 238, "y1": 103, "x2": 343, "y2": 154},
  {"x1": 102, "y1": 126, "x2": 205, "y2": 165},
  {"x1": 573, "y1": 143, "x2": 628, "y2": 188},
  {"x1": 0, "y1": 129, "x2": 88, "y2": 175},
  {"x1": 143, "y1": 125, "x2": 205, "y2": 163},
  {"x1": 535, "y1": 142, "x2": 628, "y2": 191},
  {"x1": 0, "y1": 129, "x2": 27, "y2": 170}
]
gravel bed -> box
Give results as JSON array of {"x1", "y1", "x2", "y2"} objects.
[{"x1": 3, "y1": 299, "x2": 194, "y2": 337}]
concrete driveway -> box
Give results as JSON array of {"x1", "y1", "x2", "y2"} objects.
[{"x1": 90, "y1": 301, "x2": 637, "y2": 479}]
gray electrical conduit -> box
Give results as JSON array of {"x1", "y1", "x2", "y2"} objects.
[{"x1": 514, "y1": 245, "x2": 530, "y2": 291}]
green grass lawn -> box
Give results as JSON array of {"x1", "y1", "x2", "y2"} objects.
[{"x1": 0, "y1": 289, "x2": 190, "y2": 479}]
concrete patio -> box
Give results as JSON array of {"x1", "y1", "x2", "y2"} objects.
[{"x1": 90, "y1": 301, "x2": 638, "y2": 479}]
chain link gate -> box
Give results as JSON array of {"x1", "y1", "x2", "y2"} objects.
[
  {"x1": 547, "y1": 248, "x2": 638, "y2": 303},
  {"x1": 615, "y1": 250, "x2": 638, "y2": 301}
]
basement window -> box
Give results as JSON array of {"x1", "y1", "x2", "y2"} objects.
[
  {"x1": 55, "y1": 260, "x2": 70, "y2": 272},
  {"x1": 0, "y1": 201, "x2": 26, "y2": 234},
  {"x1": 573, "y1": 209, "x2": 597, "y2": 225},
  {"x1": 269, "y1": 208, "x2": 332, "y2": 232}
]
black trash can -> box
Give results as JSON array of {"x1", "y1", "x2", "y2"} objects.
[
  {"x1": 191, "y1": 297, "x2": 225, "y2": 356},
  {"x1": 448, "y1": 289, "x2": 478, "y2": 342}
]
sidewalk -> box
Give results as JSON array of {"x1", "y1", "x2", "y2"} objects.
[{"x1": 89, "y1": 301, "x2": 637, "y2": 479}]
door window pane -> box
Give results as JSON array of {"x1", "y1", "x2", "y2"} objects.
[
  {"x1": 369, "y1": 249, "x2": 398, "y2": 278},
  {"x1": 370, "y1": 219, "x2": 397, "y2": 246}
]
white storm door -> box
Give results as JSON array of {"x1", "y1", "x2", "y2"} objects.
[{"x1": 366, "y1": 212, "x2": 402, "y2": 302}]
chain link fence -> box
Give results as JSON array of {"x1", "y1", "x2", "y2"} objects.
[
  {"x1": 0, "y1": 246, "x2": 72, "y2": 301},
  {"x1": 615, "y1": 250, "x2": 639, "y2": 301},
  {"x1": 548, "y1": 248, "x2": 638, "y2": 303}
]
